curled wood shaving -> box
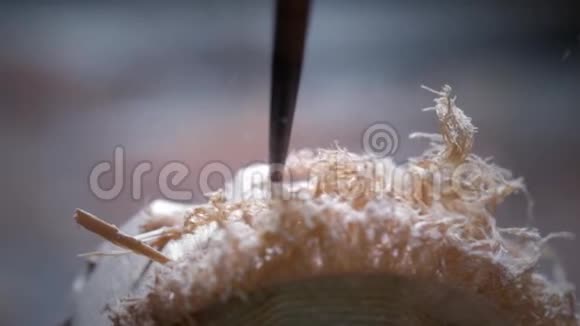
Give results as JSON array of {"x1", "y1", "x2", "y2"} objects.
[{"x1": 421, "y1": 84, "x2": 477, "y2": 164}]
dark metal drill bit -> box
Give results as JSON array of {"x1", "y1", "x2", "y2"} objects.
[{"x1": 269, "y1": 0, "x2": 311, "y2": 183}]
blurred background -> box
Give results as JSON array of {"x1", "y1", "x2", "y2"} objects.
[{"x1": 0, "y1": 0, "x2": 579, "y2": 324}]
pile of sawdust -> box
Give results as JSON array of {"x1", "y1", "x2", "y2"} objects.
[{"x1": 82, "y1": 86, "x2": 577, "y2": 325}]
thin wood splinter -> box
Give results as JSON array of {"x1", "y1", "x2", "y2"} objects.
[{"x1": 74, "y1": 209, "x2": 171, "y2": 264}]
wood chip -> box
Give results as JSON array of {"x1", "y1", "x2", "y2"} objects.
[{"x1": 74, "y1": 209, "x2": 171, "y2": 264}]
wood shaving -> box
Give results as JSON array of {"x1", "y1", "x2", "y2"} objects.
[
  {"x1": 76, "y1": 86, "x2": 577, "y2": 325},
  {"x1": 74, "y1": 209, "x2": 172, "y2": 264}
]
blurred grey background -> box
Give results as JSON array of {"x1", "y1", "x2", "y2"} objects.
[{"x1": 0, "y1": 1, "x2": 579, "y2": 325}]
